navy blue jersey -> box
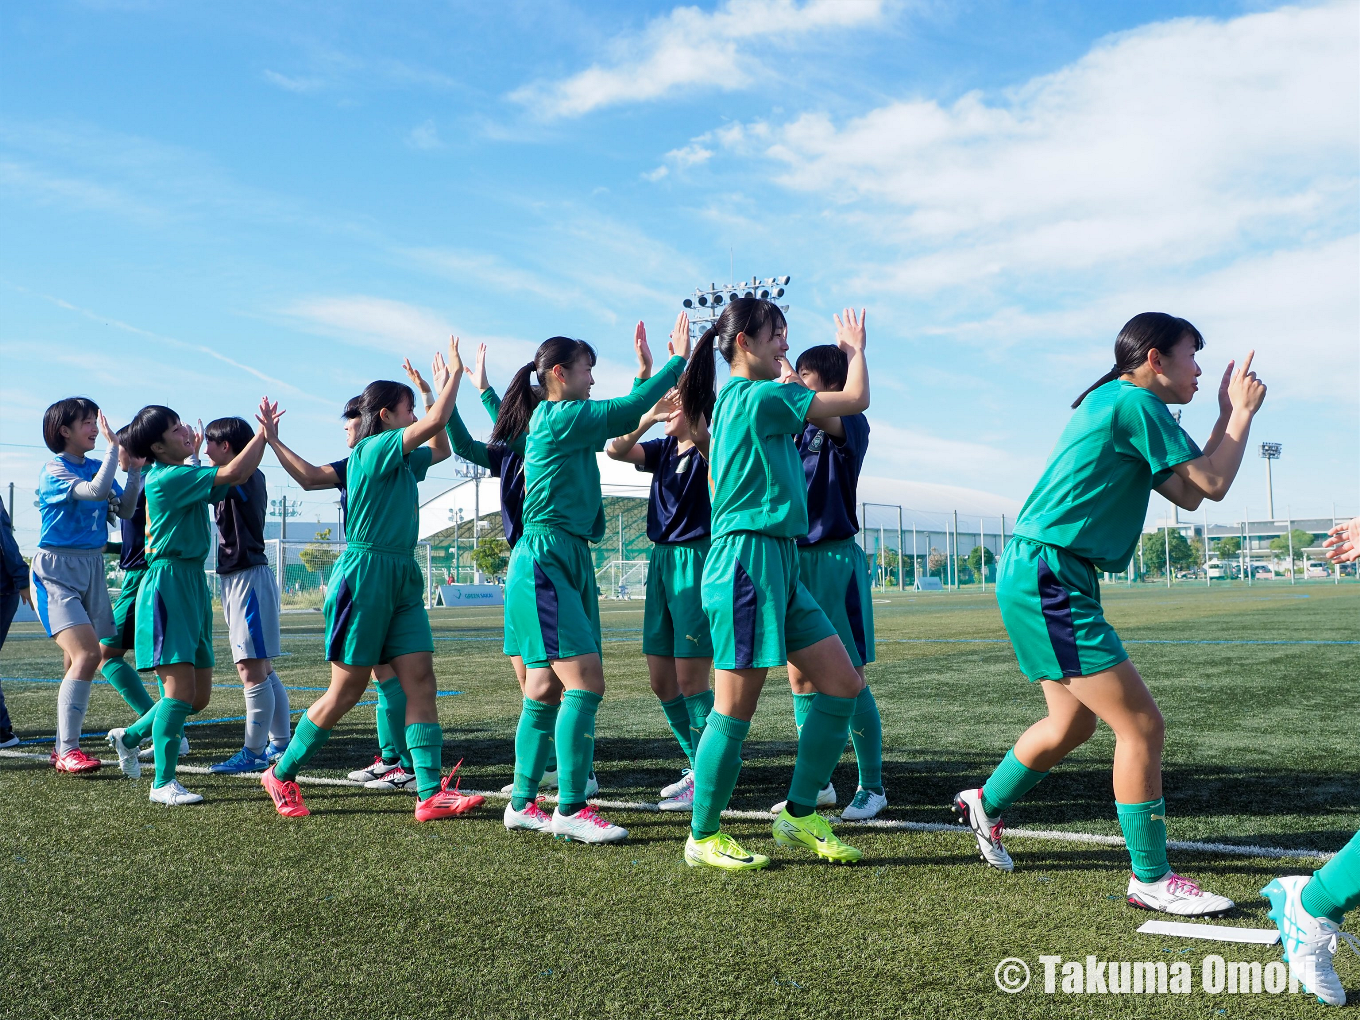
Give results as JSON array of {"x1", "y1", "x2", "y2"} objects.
[
  {"x1": 487, "y1": 444, "x2": 526, "y2": 549},
  {"x1": 215, "y1": 469, "x2": 269, "y2": 575},
  {"x1": 797, "y1": 413, "x2": 869, "y2": 546},
  {"x1": 118, "y1": 489, "x2": 148, "y2": 571},
  {"x1": 638, "y1": 437, "x2": 712, "y2": 544},
  {"x1": 330, "y1": 458, "x2": 349, "y2": 526}
]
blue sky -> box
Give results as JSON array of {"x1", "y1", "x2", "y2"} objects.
[{"x1": 2, "y1": 0, "x2": 1356, "y2": 551}]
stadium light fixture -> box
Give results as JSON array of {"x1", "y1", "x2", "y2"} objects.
[
  {"x1": 681, "y1": 273, "x2": 794, "y2": 335},
  {"x1": 1259, "y1": 442, "x2": 1282, "y2": 518}
]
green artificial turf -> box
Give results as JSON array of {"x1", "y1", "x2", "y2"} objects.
[{"x1": 1, "y1": 581, "x2": 1356, "y2": 1018}]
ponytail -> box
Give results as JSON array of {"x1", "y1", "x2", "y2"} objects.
[
  {"x1": 678, "y1": 326, "x2": 719, "y2": 428},
  {"x1": 490, "y1": 336, "x2": 597, "y2": 444},
  {"x1": 678, "y1": 297, "x2": 785, "y2": 428},
  {"x1": 1072, "y1": 312, "x2": 1204, "y2": 408}
]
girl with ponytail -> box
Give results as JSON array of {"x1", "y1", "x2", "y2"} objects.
[
  {"x1": 953, "y1": 311, "x2": 1267, "y2": 917},
  {"x1": 502, "y1": 316, "x2": 691, "y2": 843},
  {"x1": 681, "y1": 298, "x2": 872, "y2": 872}
]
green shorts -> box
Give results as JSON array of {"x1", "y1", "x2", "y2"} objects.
[
  {"x1": 323, "y1": 547, "x2": 433, "y2": 668},
  {"x1": 643, "y1": 539, "x2": 713, "y2": 658},
  {"x1": 135, "y1": 560, "x2": 214, "y2": 671},
  {"x1": 502, "y1": 609, "x2": 518, "y2": 658},
  {"x1": 504, "y1": 529, "x2": 602, "y2": 668},
  {"x1": 702, "y1": 532, "x2": 838, "y2": 671},
  {"x1": 798, "y1": 538, "x2": 875, "y2": 668},
  {"x1": 995, "y1": 537, "x2": 1128, "y2": 682},
  {"x1": 101, "y1": 567, "x2": 146, "y2": 651}
]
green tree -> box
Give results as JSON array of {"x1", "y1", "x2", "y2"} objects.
[
  {"x1": 1269, "y1": 529, "x2": 1316, "y2": 567},
  {"x1": 298, "y1": 528, "x2": 339, "y2": 576},
  {"x1": 967, "y1": 544, "x2": 996, "y2": 581},
  {"x1": 471, "y1": 536, "x2": 509, "y2": 579},
  {"x1": 927, "y1": 548, "x2": 948, "y2": 580},
  {"x1": 1139, "y1": 528, "x2": 1196, "y2": 575},
  {"x1": 1215, "y1": 535, "x2": 1241, "y2": 558}
]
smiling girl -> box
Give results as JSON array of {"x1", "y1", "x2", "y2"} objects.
[{"x1": 952, "y1": 311, "x2": 1266, "y2": 916}]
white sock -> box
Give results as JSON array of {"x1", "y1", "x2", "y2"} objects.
[
  {"x1": 267, "y1": 672, "x2": 291, "y2": 747},
  {"x1": 242, "y1": 681, "x2": 274, "y2": 755},
  {"x1": 55, "y1": 676, "x2": 92, "y2": 755}
]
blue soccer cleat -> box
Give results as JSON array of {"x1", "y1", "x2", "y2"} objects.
[{"x1": 209, "y1": 746, "x2": 273, "y2": 775}]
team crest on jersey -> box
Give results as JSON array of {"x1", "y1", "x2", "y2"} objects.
[
  {"x1": 809, "y1": 431, "x2": 825, "y2": 452},
  {"x1": 675, "y1": 452, "x2": 692, "y2": 474}
]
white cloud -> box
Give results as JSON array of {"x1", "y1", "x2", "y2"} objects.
[
  {"x1": 510, "y1": 0, "x2": 885, "y2": 119},
  {"x1": 262, "y1": 69, "x2": 324, "y2": 93},
  {"x1": 284, "y1": 295, "x2": 456, "y2": 355},
  {"x1": 728, "y1": 2, "x2": 1356, "y2": 289},
  {"x1": 406, "y1": 119, "x2": 443, "y2": 150},
  {"x1": 863, "y1": 419, "x2": 1043, "y2": 499}
]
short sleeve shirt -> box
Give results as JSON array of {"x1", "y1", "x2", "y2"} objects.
[
  {"x1": 215, "y1": 469, "x2": 269, "y2": 575},
  {"x1": 344, "y1": 430, "x2": 432, "y2": 552},
  {"x1": 638, "y1": 436, "x2": 711, "y2": 544},
  {"x1": 36, "y1": 454, "x2": 123, "y2": 549},
  {"x1": 144, "y1": 463, "x2": 228, "y2": 565},
  {"x1": 798, "y1": 412, "x2": 870, "y2": 546},
  {"x1": 522, "y1": 400, "x2": 611, "y2": 542},
  {"x1": 710, "y1": 378, "x2": 816, "y2": 540},
  {"x1": 1012, "y1": 380, "x2": 1202, "y2": 572}
]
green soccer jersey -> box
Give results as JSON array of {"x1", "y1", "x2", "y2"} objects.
[
  {"x1": 143, "y1": 463, "x2": 227, "y2": 565},
  {"x1": 522, "y1": 356, "x2": 684, "y2": 542},
  {"x1": 709, "y1": 377, "x2": 816, "y2": 540},
  {"x1": 1012, "y1": 380, "x2": 1202, "y2": 572},
  {"x1": 346, "y1": 428, "x2": 433, "y2": 552}
]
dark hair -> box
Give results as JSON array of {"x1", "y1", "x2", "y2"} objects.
[
  {"x1": 125, "y1": 405, "x2": 181, "y2": 461},
  {"x1": 490, "y1": 337, "x2": 597, "y2": 444},
  {"x1": 794, "y1": 344, "x2": 848, "y2": 391},
  {"x1": 353, "y1": 380, "x2": 415, "y2": 443},
  {"x1": 341, "y1": 395, "x2": 361, "y2": 420},
  {"x1": 43, "y1": 397, "x2": 100, "y2": 453},
  {"x1": 678, "y1": 297, "x2": 786, "y2": 427},
  {"x1": 204, "y1": 416, "x2": 253, "y2": 456},
  {"x1": 1073, "y1": 312, "x2": 1205, "y2": 408}
]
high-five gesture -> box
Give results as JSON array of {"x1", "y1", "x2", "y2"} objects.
[
  {"x1": 431, "y1": 351, "x2": 451, "y2": 394},
  {"x1": 254, "y1": 396, "x2": 284, "y2": 441},
  {"x1": 1323, "y1": 517, "x2": 1360, "y2": 564},
  {"x1": 1226, "y1": 350, "x2": 1266, "y2": 416},
  {"x1": 670, "y1": 310, "x2": 691, "y2": 360},
  {"x1": 192, "y1": 419, "x2": 204, "y2": 460},
  {"x1": 835, "y1": 307, "x2": 867, "y2": 355},
  {"x1": 97, "y1": 410, "x2": 118, "y2": 448},
  {"x1": 446, "y1": 335, "x2": 464, "y2": 382},
  {"x1": 403, "y1": 357, "x2": 433, "y2": 397},
  {"x1": 634, "y1": 322, "x2": 653, "y2": 380},
  {"x1": 465, "y1": 342, "x2": 490, "y2": 392}
]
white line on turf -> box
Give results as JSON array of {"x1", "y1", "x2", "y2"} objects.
[{"x1": 0, "y1": 748, "x2": 1335, "y2": 860}]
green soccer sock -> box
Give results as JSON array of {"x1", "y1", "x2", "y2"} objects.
[
  {"x1": 981, "y1": 748, "x2": 1049, "y2": 817},
  {"x1": 404, "y1": 722, "x2": 444, "y2": 801},
  {"x1": 151, "y1": 698, "x2": 194, "y2": 789},
  {"x1": 850, "y1": 686, "x2": 883, "y2": 793},
  {"x1": 376, "y1": 677, "x2": 412, "y2": 769},
  {"x1": 684, "y1": 688, "x2": 713, "y2": 753},
  {"x1": 555, "y1": 689, "x2": 602, "y2": 815},
  {"x1": 1117, "y1": 798, "x2": 1171, "y2": 883},
  {"x1": 690, "y1": 711, "x2": 750, "y2": 841},
  {"x1": 792, "y1": 692, "x2": 816, "y2": 736},
  {"x1": 546, "y1": 739, "x2": 558, "y2": 774},
  {"x1": 512, "y1": 698, "x2": 559, "y2": 811},
  {"x1": 122, "y1": 698, "x2": 160, "y2": 748},
  {"x1": 786, "y1": 693, "x2": 855, "y2": 816},
  {"x1": 660, "y1": 695, "x2": 694, "y2": 765},
  {"x1": 101, "y1": 658, "x2": 154, "y2": 716},
  {"x1": 274, "y1": 714, "x2": 332, "y2": 782},
  {"x1": 1302, "y1": 829, "x2": 1360, "y2": 924}
]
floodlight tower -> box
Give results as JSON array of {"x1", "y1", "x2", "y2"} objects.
[
  {"x1": 1260, "y1": 442, "x2": 1282, "y2": 519},
  {"x1": 681, "y1": 274, "x2": 792, "y2": 336}
]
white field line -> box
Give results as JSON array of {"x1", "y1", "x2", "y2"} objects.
[{"x1": 2, "y1": 748, "x2": 1336, "y2": 861}]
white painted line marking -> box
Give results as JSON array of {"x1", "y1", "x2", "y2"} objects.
[{"x1": 1137, "y1": 920, "x2": 1280, "y2": 944}]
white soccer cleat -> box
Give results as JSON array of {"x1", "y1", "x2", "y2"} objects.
[
  {"x1": 349, "y1": 755, "x2": 401, "y2": 783},
  {"x1": 1263, "y1": 874, "x2": 1359, "y2": 1006},
  {"x1": 658, "y1": 773, "x2": 695, "y2": 812},
  {"x1": 770, "y1": 782, "x2": 836, "y2": 816},
  {"x1": 148, "y1": 780, "x2": 204, "y2": 807},
  {"x1": 106, "y1": 728, "x2": 141, "y2": 779},
  {"x1": 551, "y1": 805, "x2": 628, "y2": 844},
  {"x1": 840, "y1": 786, "x2": 889, "y2": 822},
  {"x1": 1127, "y1": 872, "x2": 1233, "y2": 917},
  {"x1": 500, "y1": 766, "x2": 574, "y2": 796},
  {"x1": 660, "y1": 768, "x2": 693, "y2": 800},
  {"x1": 365, "y1": 767, "x2": 418, "y2": 793},
  {"x1": 138, "y1": 736, "x2": 189, "y2": 761},
  {"x1": 503, "y1": 799, "x2": 553, "y2": 833},
  {"x1": 952, "y1": 788, "x2": 1014, "y2": 872}
]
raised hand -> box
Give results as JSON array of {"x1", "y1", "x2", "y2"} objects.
[
  {"x1": 403, "y1": 357, "x2": 433, "y2": 396},
  {"x1": 466, "y1": 342, "x2": 490, "y2": 392},
  {"x1": 192, "y1": 419, "x2": 204, "y2": 457},
  {"x1": 446, "y1": 335, "x2": 464, "y2": 381},
  {"x1": 1216, "y1": 360, "x2": 1234, "y2": 419},
  {"x1": 1227, "y1": 350, "x2": 1266, "y2": 416},
  {"x1": 254, "y1": 397, "x2": 284, "y2": 441},
  {"x1": 97, "y1": 410, "x2": 118, "y2": 446},
  {"x1": 670, "y1": 310, "x2": 691, "y2": 360},
  {"x1": 635, "y1": 322, "x2": 653, "y2": 378},
  {"x1": 431, "y1": 351, "x2": 451, "y2": 394},
  {"x1": 835, "y1": 307, "x2": 867, "y2": 354},
  {"x1": 1323, "y1": 517, "x2": 1360, "y2": 564}
]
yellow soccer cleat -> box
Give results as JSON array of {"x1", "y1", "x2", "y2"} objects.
[
  {"x1": 772, "y1": 807, "x2": 863, "y2": 863},
  {"x1": 684, "y1": 831, "x2": 770, "y2": 871}
]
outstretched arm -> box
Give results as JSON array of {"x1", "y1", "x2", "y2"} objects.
[
  {"x1": 402, "y1": 337, "x2": 462, "y2": 455},
  {"x1": 606, "y1": 396, "x2": 672, "y2": 465},
  {"x1": 804, "y1": 309, "x2": 869, "y2": 421},
  {"x1": 216, "y1": 398, "x2": 281, "y2": 488},
  {"x1": 269, "y1": 433, "x2": 341, "y2": 490},
  {"x1": 68, "y1": 412, "x2": 120, "y2": 501}
]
